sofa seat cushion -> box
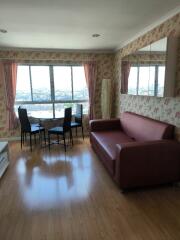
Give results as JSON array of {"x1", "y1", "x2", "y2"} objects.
[{"x1": 91, "y1": 131, "x2": 135, "y2": 175}]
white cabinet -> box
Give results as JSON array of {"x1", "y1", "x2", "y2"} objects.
[{"x1": 0, "y1": 142, "x2": 9, "y2": 178}]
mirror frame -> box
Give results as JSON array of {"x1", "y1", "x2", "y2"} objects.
[{"x1": 121, "y1": 36, "x2": 179, "y2": 97}]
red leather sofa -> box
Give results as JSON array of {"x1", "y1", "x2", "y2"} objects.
[{"x1": 90, "y1": 112, "x2": 180, "y2": 190}]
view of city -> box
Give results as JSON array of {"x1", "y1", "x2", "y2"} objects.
[
  {"x1": 15, "y1": 89, "x2": 88, "y2": 102},
  {"x1": 14, "y1": 102, "x2": 89, "y2": 118},
  {"x1": 15, "y1": 65, "x2": 89, "y2": 118}
]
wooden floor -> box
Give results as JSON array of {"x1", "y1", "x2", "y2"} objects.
[{"x1": 1, "y1": 138, "x2": 180, "y2": 240}]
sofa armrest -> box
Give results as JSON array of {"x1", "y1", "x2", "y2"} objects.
[
  {"x1": 115, "y1": 140, "x2": 180, "y2": 189},
  {"x1": 90, "y1": 119, "x2": 121, "y2": 132}
]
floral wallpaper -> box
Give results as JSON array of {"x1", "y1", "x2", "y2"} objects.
[
  {"x1": 122, "y1": 52, "x2": 166, "y2": 64},
  {"x1": 0, "y1": 12, "x2": 180, "y2": 141},
  {"x1": 120, "y1": 13, "x2": 180, "y2": 58},
  {"x1": 0, "y1": 51, "x2": 114, "y2": 138},
  {"x1": 176, "y1": 41, "x2": 180, "y2": 96},
  {"x1": 114, "y1": 12, "x2": 180, "y2": 141}
]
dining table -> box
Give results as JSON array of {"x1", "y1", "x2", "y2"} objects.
[{"x1": 29, "y1": 113, "x2": 74, "y2": 148}]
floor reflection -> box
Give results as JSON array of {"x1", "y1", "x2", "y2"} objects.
[{"x1": 16, "y1": 146, "x2": 92, "y2": 210}]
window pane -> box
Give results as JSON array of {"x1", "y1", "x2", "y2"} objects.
[
  {"x1": 73, "y1": 66, "x2": 88, "y2": 100},
  {"x1": 55, "y1": 102, "x2": 88, "y2": 118},
  {"x1": 128, "y1": 66, "x2": 138, "y2": 95},
  {"x1": 148, "y1": 66, "x2": 155, "y2": 96},
  {"x1": 15, "y1": 104, "x2": 53, "y2": 118},
  {"x1": 138, "y1": 66, "x2": 155, "y2": 96},
  {"x1": 16, "y1": 66, "x2": 31, "y2": 101},
  {"x1": 55, "y1": 103, "x2": 74, "y2": 118},
  {"x1": 53, "y1": 66, "x2": 72, "y2": 100},
  {"x1": 157, "y1": 66, "x2": 165, "y2": 97},
  {"x1": 31, "y1": 66, "x2": 51, "y2": 101}
]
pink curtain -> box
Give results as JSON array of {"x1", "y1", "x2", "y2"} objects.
[
  {"x1": 121, "y1": 61, "x2": 131, "y2": 94},
  {"x1": 83, "y1": 62, "x2": 97, "y2": 120},
  {"x1": 3, "y1": 62, "x2": 18, "y2": 130}
]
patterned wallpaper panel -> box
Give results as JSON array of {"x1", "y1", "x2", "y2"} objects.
[
  {"x1": 176, "y1": 41, "x2": 180, "y2": 96},
  {"x1": 0, "y1": 51, "x2": 114, "y2": 138},
  {"x1": 120, "y1": 13, "x2": 180, "y2": 58},
  {"x1": 114, "y1": 12, "x2": 180, "y2": 141},
  {"x1": 0, "y1": 13, "x2": 180, "y2": 141},
  {"x1": 122, "y1": 52, "x2": 166, "y2": 64},
  {"x1": 113, "y1": 51, "x2": 122, "y2": 117}
]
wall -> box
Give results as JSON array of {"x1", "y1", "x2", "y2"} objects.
[
  {"x1": 0, "y1": 50, "x2": 114, "y2": 138},
  {"x1": 114, "y1": 13, "x2": 180, "y2": 141},
  {"x1": 122, "y1": 52, "x2": 166, "y2": 64},
  {"x1": 0, "y1": 13, "x2": 180, "y2": 140}
]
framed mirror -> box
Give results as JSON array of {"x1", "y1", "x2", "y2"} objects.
[{"x1": 121, "y1": 36, "x2": 179, "y2": 97}]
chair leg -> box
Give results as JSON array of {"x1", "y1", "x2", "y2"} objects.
[
  {"x1": 57, "y1": 134, "x2": 59, "y2": 144},
  {"x1": 70, "y1": 130, "x2": 73, "y2": 146},
  {"x1": 30, "y1": 133, "x2": 32, "y2": 152},
  {"x1": 22, "y1": 132, "x2": 24, "y2": 145},
  {"x1": 63, "y1": 133, "x2": 66, "y2": 152},
  {"x1": 39, "y1": 130, "x2": 41, "y2": 145},
  {"x1": 21, "y1": 131, "x2": 23, "y2": 149},
  {"x1": 48, "y1": 132, "x2": 50, "y2": 151},
  {"x1": 76, "y1": 127, "x2": 77, "y2": 136},
  {"x1": 82, "y1": 125, "x2": 84, "y2": 140},
  {"x1": 44, "y1": 130, "x2": 46, "y2": 145},
  {"x1": 34, "y1": 134, "x2": 36, "y2": 144}
]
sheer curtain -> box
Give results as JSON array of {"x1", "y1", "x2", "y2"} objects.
[
  {"x1": 83, "y1": 62, "x2": 97, "y2": 120},
  {"x1": 2, "y1": 62, "x2": 18, "y2": 130},
  {"x1": 121, "y1": 61, "x2": 131, "y2": 94}
]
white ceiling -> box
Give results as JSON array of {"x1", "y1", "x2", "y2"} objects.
[{"x1": 0, "y1": 0, "x2": 179, "y2": 51}]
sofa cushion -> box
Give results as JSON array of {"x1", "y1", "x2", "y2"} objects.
[
  {"x1": 91, "y1": 130, "x2": 134, "y2": 174},
  {"x1": 120, "y1": 112, "x2": 174, "y2": 141}
]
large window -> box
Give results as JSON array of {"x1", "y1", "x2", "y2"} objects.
[
  {"x1": 128, "y1": 64, "x2": 165, "y2": 97},
  {"x1": 15, "y1": 65, "x2": 89, "y2": 118},
  {"x1": 53, "y1": 66, "x2": 72, "y2": 101}
]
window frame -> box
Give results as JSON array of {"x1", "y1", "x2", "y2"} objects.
[
  {"x1": 128, "y1": 63, "x2": 165, "y2": 97},
  {"x1": 15, "y1": 63, "x2": 89, "y2": 118}
]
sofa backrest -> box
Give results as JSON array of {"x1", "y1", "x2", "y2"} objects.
[{"x1": 120, "y1": 112, "x2": 174, "y2": 141}]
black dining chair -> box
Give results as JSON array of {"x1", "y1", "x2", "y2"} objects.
[
  {"x1": 48, "y1": 107, "x2": 73, "y2": 152},
  {"x1": 71, "y1": 104, "x2": 84, "y2": 140},
  {"x1": 18, "y1": 107, "x2": 46, "y2": 151}
]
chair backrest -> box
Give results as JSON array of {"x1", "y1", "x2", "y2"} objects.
[
  {"x1": 18, "y1": 107, "x2": 31, "y2": 132},
  {"x1": 75, "y1": 104, "x2": 83, "y2": 124},
  {"x1": 63, "y1": 107, "x2": 72, "y2": 132}
]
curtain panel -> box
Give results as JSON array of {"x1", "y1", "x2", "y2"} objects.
[
  {"x1": 121, "y1": 61, "x2": 131, "y2": 94},
  {"x1": 2, "y1": 62, "x2": 18, "y2": 130},
  {"x1": 83, "y1": 62, "x2": 97, "y2": 120}
]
